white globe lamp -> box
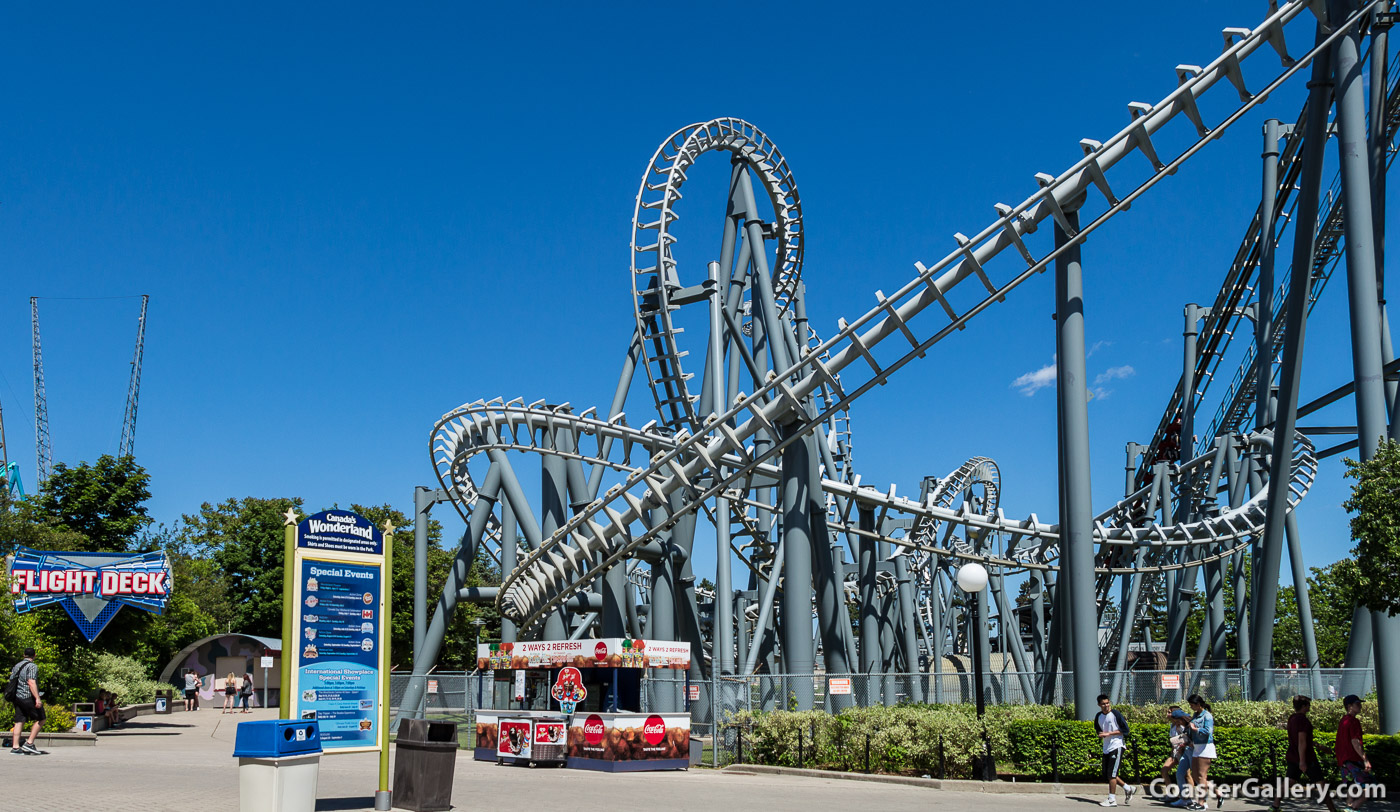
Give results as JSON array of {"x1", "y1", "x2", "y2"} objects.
[{"x1": 956, "y1": 562, "x2": 988, "y2": 593}]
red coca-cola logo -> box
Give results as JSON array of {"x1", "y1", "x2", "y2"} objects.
[
  {"x1": 583, "y1": 714, "x2": 606, "y2": 745},
  {"x1": 594, "y1": 642, "x2": 608, "y2": 661},
  {"x1": 643, "y1": 714, "x2": 666, "y2": 746}
]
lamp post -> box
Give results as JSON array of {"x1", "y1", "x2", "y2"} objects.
[{"x1": 957, "y1": 562, "x2": 994, "y2": 781}]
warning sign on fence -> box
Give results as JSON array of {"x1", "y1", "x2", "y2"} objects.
[
  {"x1": 688, "y1": 685, "x2": 700, "y2": 701},
  {"x1": 828, "y1": 677, "x2": 852, "y2": 695},
  {"x1": 427, "y1": 679, "x2": 439, "y2": 694},
  {"x1": 1161, "y1": 674, "x2": 1181, "y2": 690}
]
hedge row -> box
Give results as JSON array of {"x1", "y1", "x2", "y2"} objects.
[
  {"x1": 723, "y1": 701, "x2": 1393, "y2": 783},
  {"x1": 1006, "y1": 720, "x2": 1399, "y2": 785}
]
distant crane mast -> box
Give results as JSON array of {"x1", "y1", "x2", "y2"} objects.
[
  {"x1": 31, "y1": 297, "x2": 51, "y2": 485},
  {"x1": 119, "y1": 294, "x2": 149, "y2": 459}
]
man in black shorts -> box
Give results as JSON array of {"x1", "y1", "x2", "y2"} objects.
[
  {"x1": 9, "y1": 648, "x2": 45, "y2": 755},
  {"x1": 1096, "y1": 694, "x2": 1138, "y2": 806}
]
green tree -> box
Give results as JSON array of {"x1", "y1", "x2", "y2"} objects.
[
  {"x1": 1304, "y1": 559, "x2": 1362, "y2": 667},
  {"x1": 178, "y1": 497, "x2": 304, "y2": 638},
  {"x1": 30, "y1": 454, "x2": 152, "y2": 552},
  {"x1": 1343, "y1": 440, "x2": 1400, "y2": 615}
]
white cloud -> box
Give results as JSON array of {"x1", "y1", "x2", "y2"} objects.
[
  {"x1": 1094, "y1": 365, "x2": 1135, "y2": 385},
  {"x1": 1012, "y1": 361, "x2": 1057, "y2": 396},
  {"x1": 1088, "y1": 340, "x2": 1112, "y2": 358},
  {"x1": 1090, "y1": 386, "x2": 1112, "y2": 401}
]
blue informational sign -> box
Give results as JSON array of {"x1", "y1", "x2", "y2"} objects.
[
  {"x1": 295, "y1": 557, "x2": 382, "y2": 749},
  {"x1": 297, "y1": 511, "x2": 384, "y2": 556},
  {"x1": 290, "y1": 509, "x2": 385, "y2": 754},
  {"x1": 7, "y1": 547, "x2": 173, "y2": 642}
]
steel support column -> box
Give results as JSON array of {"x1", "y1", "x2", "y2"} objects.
[
  {"x1": 1333, "y1": 0, "x2": 1400, "y2": 731},
  {"x1": 1251, "y1": 25, "x2": 1332, "y2": 700},
  {"x1": 779, "y1": 420, "x2": 815, "y2": 710},
  {"x1": 1054, "y1": 210, "x2": 1101, "y2": 719}
]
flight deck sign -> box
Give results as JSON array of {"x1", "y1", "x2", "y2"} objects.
[
  {"x1": 289, "y1": 511, "x2": 386, "y2": 754},
  {"x1": 8, "y1": 547, "x2": 173, "y2": 642}
]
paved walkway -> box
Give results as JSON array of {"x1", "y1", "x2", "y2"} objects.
[{"x1": 5, "y1": 708, "x2": 1394, "y2": 812}]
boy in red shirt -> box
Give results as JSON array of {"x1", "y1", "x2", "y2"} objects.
[{"x1": 1334, "y1": 695, "x2": 1371, "y2": 810}]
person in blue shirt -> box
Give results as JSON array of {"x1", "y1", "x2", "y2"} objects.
[{"x1": 1164, "y1": 707, "x2": 1195, "y2": 807}]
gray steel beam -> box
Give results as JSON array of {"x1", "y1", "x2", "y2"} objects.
[
  {"x1": 1332, "y1": 0, "x2": 1400, "y2": 730},
  {"x1": 779, "y1": 420, "x2": 815, "y2": 710},
  {"x1": 396, "y1": 464, "x2": 500, "y2": 725},
  {"x1": 1259, "y1": 118, "x2": 1282, "y2": 432},
  {"x1": 1252, "y1": 25, "x2": 1332, "y2": 700},
  {"x1": 1284, "y1": 511, "x2": 1325, "y2": 697},
  {"x1": 412, "y1": 486, "x2": 432, "y2": 660},
  {"x1": 501, "y1": 499, "x2": 519, "y2": 643},
  {"x1": 893, "y1": 553, "x2": 924, "y2": 703},
  {"x1": 1054, "y1": 210, "x2": 1101, "y2": 720},
  {"x1": 991, "y1": 570, "x2": 1035, "y2": 701},
  {"x1": 540, "y1": 427, "x2": 569, "y2": 641}
]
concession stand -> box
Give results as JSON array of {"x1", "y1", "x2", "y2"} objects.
[{"x1": 473, "y1": 638, "x2": 692, "y2": 772}]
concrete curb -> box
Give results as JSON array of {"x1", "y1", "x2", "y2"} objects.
[
  {"x1": 722, "y1": 764, "x2": 1104, "y2": 795},
  {"x1": 29, "y1": 732, "x2": 98, "y2": 748}
]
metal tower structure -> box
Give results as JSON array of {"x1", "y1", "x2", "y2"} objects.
[
  {"x1": 119, "y1": 294, "x2": 150, "y2": 459},
  {"x1": 0, "y1": 396, "x2": 24, "y2": 500},
  {"x1": 398, "y1": 0, "x2": 1400, "y2": 733},
  {"x1": 31, "y1": 297, "x2": 51, "y2": 485}
]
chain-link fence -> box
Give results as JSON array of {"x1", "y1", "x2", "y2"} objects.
[{"x1": 389, "y1": 666, "x2": 1376, "y2": 764}]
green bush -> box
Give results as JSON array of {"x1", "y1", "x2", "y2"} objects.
[
  {"x1": 0, "y1": 702, "x2": 77, "y2": 734},
  {"x1": 93, "y1": 652, "x2": 163, "y2": 705},
  {"x1": 724, "y1": 701, "x2": 1394, "y2": 784},
  {"x1": 726, "y1": 703, "x2": 1067, "y2": 777}
]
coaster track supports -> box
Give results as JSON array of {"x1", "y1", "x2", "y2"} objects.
[
  {"x1": 1253, "y1": 21, "x2": 1333, "y2": 702},
  {"x1": 1332, "y1": 0, "x2": 1400, "y2": 733},
  {"x1": 1054, "y1": 209, "x2": 1101, "y2": 719}
]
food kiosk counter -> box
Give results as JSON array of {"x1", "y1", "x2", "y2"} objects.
[{"x1": 566, "y1": 711, "x2": 691, "y2": 772}]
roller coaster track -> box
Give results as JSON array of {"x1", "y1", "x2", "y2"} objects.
[
  {"x1": 632, "y1": 119, "x2": 804, "y2": 432},
  {"x1": 1138, "y1": 36, "x2": 1400, "y2": 465},
  {"x1": 431, "y1": 0, "x2": 1369, "y2": 629}
]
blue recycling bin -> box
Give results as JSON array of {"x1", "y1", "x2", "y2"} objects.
[{"x1": 233, "y1": 720, "x2": 322, "y2": 812}]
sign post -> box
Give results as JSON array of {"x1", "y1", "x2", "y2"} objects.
[
  {"x1": 282, "y1": 509, "x2": 392, "y2": 810},
  {"x1": 260, "y1": 655, "x2": 273, "y2": 711}
]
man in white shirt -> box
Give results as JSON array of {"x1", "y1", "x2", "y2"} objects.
[{"x1": 1096, "y1": 694, "x2": 1138, "y2": 806}]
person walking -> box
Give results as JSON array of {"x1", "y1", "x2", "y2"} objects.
[
  {"x1": 1168, "y1": 708, "x2": 1195, "y2": 808},
  {"x1": 1273, "y1": 695, "x2": 1339, "y2": 812},
  {"x1": 183, "y1": 669, "x2": 200, "y2": 712},
  {"x1": 221, "y1": 672, "x2": 238, "y2": 714},
  {"x1": 8, "y1": 648, "x2": 46, "y2": 756},
  {"x1": 1095, "y1": 694, "x2": 1138, "y2": 806},
  {"x1": 1186, "y1": 695, "x2": 1219, "y2": 810},
  {"x1": 239, "y1": 671, "x2": 254, "y2": 713},
  {"x1": 1335, "y1": 695, "x2": 1372, "y2": 810}
]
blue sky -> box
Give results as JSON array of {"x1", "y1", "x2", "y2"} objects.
[{"x1": 0, "y1": 2, "x2": 1382, "y2": 589}]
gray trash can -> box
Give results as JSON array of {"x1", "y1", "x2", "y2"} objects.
[
  {"x1": 155, "y1": 689, "x2": 173, "y2": 714},
  {"x1": 393, "y1": 719, "x2": 459, "y2": 812},
  {"x1": 232, "y1": 720, "x2": 322, "y2": 812}
]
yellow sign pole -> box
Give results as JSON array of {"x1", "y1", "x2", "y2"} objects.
[
  {"x1": 279, "y1": 507, "x2": 298, "y2": 721},
  {"x1": 375, "y1": 520, "x2": 395, "y2": 811}
]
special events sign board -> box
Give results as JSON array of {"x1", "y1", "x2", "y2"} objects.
[
  {"x1": 7, "y1": 547, "x2": 172, "y2": 642},
  {"x1": 476, "y1": 638, "x2": 691, "y2": 670},
  {"x1": 289, "y1": 511, "x2": 386, "y2": 754}
]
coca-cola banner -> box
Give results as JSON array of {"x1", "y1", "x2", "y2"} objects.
[
  {"x1": 567, "y1": 712, "x2": 690, "y2": 763},
  {"x1": 476, "y1": 638, "x2": 690, "y2": 671}
]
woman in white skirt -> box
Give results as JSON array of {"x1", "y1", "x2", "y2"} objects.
[{"x1": 1185, "y1": 694, "x2": 1220, "y2": 810}]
